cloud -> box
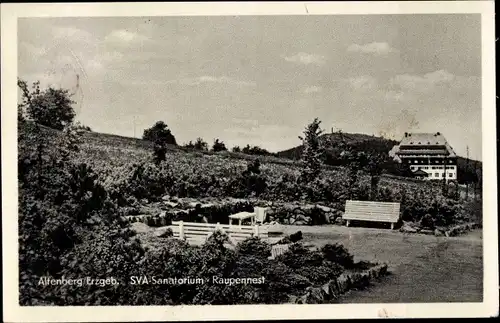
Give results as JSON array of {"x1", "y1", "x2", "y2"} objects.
[
  {"x1": 390, "y1": 70, "x2": 455, "y2": 92},
  {"x1": 283, "y1": 52, "x2": 326, "y2": 65},
  {"x1": 348, "y1": 75, "x2": 377, "y2": 90},
  {"x1": 176, "y1": 76, "x2": 256, "y2": 87},
  {"x1": 52, "y1": 26, "x2": 93, "y2": 43},
  {"x1": 105, "y1": 29, "x2": 149, "y2": 43},
  {"x1": 19, "y1": 42, "x2": 47, "y2": 58},
  {"x1": 303, "y1": 85, "x2": 322, "y2": 94},
  {"x1": 347, "y1": 42, "x2": 398, "y2": 55},
  {"x1": 384, "y1": 90, "x2": 406, "y2": 102}
]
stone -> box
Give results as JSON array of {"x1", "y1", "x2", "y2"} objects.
[
  {"x1": 164, "y1": 201, "x2": 178, "y2": 208},
  {"x1": 434, "y1": 229, "x2": 445, "y2": 236},
  {"x1": 400, "y1": 224, "x2": 418, "y2": 233},
  {"x1": 154, "y1": 227, "x2": 173, "y2": 238},
  {"x1": 316, "y1": 205, "x2": 332, "y2": 213},
  {"x1": 335, "y1": 217, "x2": 344, "y2": 225}
]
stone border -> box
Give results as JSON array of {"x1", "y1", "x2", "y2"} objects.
[{"x1": 290, "y1": 263, "x2": 389, "y2": 304}]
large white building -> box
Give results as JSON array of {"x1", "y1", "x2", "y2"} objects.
[{"x1": 389, "y1": 132, "x2": 458, "y2": 181}]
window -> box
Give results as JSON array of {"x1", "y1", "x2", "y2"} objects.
[
  {"x1": 449, "y1": 173, "x2": 453, "y2": 177},
  {"x1": 415, "y1": 160, "x2": 418, "y2": 164},
  {"x1": 435, "y1": 173, "x2": 439, "y2": 177}
]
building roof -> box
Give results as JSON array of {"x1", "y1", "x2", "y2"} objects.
[
  {"x1": 391, "y1": 132, "x2": 457, "y2": 158},
  {"x1": 399, "y1": 132, "x2": 447, "y2": 146}
]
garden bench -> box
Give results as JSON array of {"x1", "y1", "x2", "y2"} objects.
[
  {"x1": 170, "y1": 221, "x2": 269, "y2": 245},
  {"x1": 342, "y1": 200, "x2": 400, "y2": 229}
]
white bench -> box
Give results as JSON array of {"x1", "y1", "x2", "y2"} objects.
[
  {"x1": 170, "y1": 221, "x2": 269, "y2": 245},
  {"x1": 343, "y1": 200, "x2": 401, "y2": 229}
]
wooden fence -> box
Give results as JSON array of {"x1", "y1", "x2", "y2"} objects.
[{"x1": 170, "y1": 221, "x2": 269, "y2": 245}]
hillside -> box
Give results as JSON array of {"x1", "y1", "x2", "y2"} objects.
[
  {"x1": 277, "y1": 132, "x2": 482, "y2": 184},
  {"x1": 20, "y1": 122, "x2": 481, "y2": 188}
]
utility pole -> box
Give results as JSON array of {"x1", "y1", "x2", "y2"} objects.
[
  {"x1": 133, "y1": 116, "x2": 136, "y2": 138},
  {"x1": 465, "y1": 146, "x2": 470, "y2": 200}
]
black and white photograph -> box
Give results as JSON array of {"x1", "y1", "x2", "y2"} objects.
[{"x1": 2, "y1": 1, "x2": 498, "y2": 321}]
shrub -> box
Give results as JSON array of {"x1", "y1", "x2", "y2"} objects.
[
  {"x1": 321, "y1": 243, "x2": 354, "y2": 269},
  {"x1": 236, "y1": 237, "x2": 272, "y2": 259}
]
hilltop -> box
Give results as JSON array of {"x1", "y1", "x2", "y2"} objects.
[{"x1": 277, "y1": 132, "x2": 482, "y2": 184}]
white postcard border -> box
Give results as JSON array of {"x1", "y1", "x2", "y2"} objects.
[{"x1": 2, "y1": 1, "x2": 497, "y2": 321}]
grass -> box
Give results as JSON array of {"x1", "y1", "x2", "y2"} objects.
[{"x1": 281, "y1": 225, "x2": 483, "y2": 303}]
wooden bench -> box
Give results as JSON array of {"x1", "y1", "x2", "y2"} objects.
[
  {"x1": 170, "y1": 221, "x2": 269, "y2": 245},
  {"x1": 343, "y1": 200, "x2": 401, "y2": 229}
]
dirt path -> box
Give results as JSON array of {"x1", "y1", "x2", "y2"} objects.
[{"x1": 280, "y1": 225, "x2": 483, "y2": 303}]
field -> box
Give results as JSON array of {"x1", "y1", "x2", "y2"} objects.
[{"x1": 281, "y1": 225, "x2": 483, "y2": 303}]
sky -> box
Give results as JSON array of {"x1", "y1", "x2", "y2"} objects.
[{"x1": 18, "y1": 14, "x2": 482, "y2": 160}]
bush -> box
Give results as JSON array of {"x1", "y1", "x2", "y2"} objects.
[{"x1": 321, "y1": 243, "x2": 354, "y2": 269}]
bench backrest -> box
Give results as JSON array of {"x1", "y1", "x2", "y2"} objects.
[
  {"x1": 254, "y1": 207, "x2": 269, "y2": 223},
  {"x1": 343, "y1": 200, "x2": 400, "y2": 223},
  {"x1": 170, "y1": 221, "x2": 268, "y2": 244}
]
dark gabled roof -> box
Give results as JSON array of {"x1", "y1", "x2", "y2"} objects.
[{"x1": 391, "y1": 132, "x2": 457, "y2": 158}]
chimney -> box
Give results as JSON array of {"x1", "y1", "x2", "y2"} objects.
[
  {"x1": 404, "y1": 132, "x2": 408, "y2": 137},
  {"x1": 436, "y1": 132, "x2": 440, "y2": 136}
]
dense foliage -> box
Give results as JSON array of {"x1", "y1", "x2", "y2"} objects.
[
  {"x1": 143, "y1": 121, "x2": 177, "y2": 146},
  {"x1": 18, "y1": 78, "x2": 76, "y2": 130}
]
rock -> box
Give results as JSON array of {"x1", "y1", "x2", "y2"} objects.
[
  {"x1": 400, "y1": 224, "x2": 417, "y2": 233},
  {"x1": 164, "y1": 201, "x2": 178, "y2": 208},
  {"x1": 336, "y1": 274, "x2": 350, "y2": 292},
  {"x1": 434, "y1": 229, "x2": 445, "y2": 236},
  {"x1": 188, "y1": 202, "x2": 201, "y2": 208},
  {"x1": 296, "y1": 214, "x2": 308, "y2": 222},
  {"x1": 335, "y1": 217, "x2": 344, "y2": 225},
  {"x1": 141, "y1": 199, "x2": 149, "y2": 204},
  {"x1": 294, "y1": 220, "x2": 305, "y2": 225},
  {"x1": 155, "y1": 227, "x2": 173, "y2": 238},
  {"x1": 316, "y1": 205, "x2": 332, "y2": 213}
]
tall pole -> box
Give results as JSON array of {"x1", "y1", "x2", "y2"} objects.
[
  {"x1": 133, "y1": 116, "x2": 136, "y2": 138},
  {"x1": 465, "y1": 146, "x2": 469, "y2": 200}
]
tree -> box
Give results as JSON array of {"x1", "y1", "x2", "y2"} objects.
[
  {"x1": 143, "y1": 121, "x2": 177, "y2": 164},
  {"x1": 142, "y1": 121, "x2": 177, "y2": 146},
  {"x1": 18, "y1": 78, "x2": 76, "y2": 130},
  {"x1": 232, "y1": 146, "x2": 241, "y2": 153},
  {"x1": 212, "y1": 139, "x2": 227, "y2": 152},
  {"x1": 299, "y1": 118, "x2": 324, "y2": 183},
  {"x1": 193, "y1": 138, "x2": 209, "y2": 151},
  {"x1": 365, "y1": 152, "x2": 389, "y2": 201}
]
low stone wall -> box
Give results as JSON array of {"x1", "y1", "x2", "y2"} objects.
[
  {"x1": 290, "y1": 263, "x2": 389, "y2": 304},
  {"x1": 125, "y1": 198, "x2": 254, "y2": 227},
  {"x1": 443, "y1": 222, "x2": 478, "y2": 237},
  {"x1": 400, "y1": 221, "x2": 478, "y2": 237}
]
